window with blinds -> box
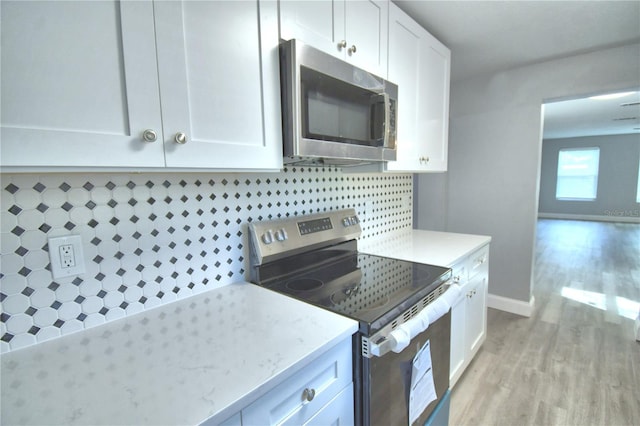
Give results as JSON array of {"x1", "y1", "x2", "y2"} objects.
[{"x1": 555, "y1": 147, "x2": 600, "y2": 200}]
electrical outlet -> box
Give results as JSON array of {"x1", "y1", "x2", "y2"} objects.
[
  {"x1": 49, "y1": 235, "x2": 85, "y2": 279},
  {"x1": 403, "y1": 194, "x2": 412, "y2": 210},
  {"x1": 365, "y1": 200, "x2": 373, "y2": 219},
  {"x1": 59, "y1": 244, "x2": 76, "y2": 268}
]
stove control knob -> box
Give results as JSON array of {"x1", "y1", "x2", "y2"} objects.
[
  {"x1": 342, "y1": 217, "x2": 351, "y2": 227},
  {"x1": 261, "y1": 230, "x2": 274, "y2": 245},
  {"x1": 275, "y1": 228, "x2": 288, "y2": 241}
]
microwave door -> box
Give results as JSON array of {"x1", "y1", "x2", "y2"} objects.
[{"x1": 302, "y1": 66, "x2": 377, "y2": 147}]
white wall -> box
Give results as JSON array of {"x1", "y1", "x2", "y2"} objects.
[{"x1": 416, "y1": 43, "x2": 640, "y2": 308}]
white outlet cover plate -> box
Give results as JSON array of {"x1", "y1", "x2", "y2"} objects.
[{"x1": 48, "y1": 235, "x2": 86, "y2": 279}]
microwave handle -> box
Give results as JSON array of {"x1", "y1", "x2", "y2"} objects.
[{"x1": 382, "y1": 92, "x2": 391, "y2": 149}]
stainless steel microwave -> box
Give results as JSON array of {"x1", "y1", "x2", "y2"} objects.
[{"x1": 280, "y1": 39, "x2": 398, "y2": 166}]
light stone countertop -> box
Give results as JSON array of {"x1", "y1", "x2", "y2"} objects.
[
  {"x1": 0, "y1": 282, "x2": 358, "y2": 425},
  {"x1": 359, "y1": 229, "x2": 491, "y2": 267}
]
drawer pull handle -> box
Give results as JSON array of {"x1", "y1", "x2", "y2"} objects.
[{"x1": 302, "y1": 388, "x2": 316, "y2": 402}]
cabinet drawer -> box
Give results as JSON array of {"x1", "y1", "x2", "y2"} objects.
[
  {"x1": 242, "y1": 338, "x2": 353, "y2": 426},
  {"x1": 303, "y1": 383, "x2": 354, "y2": 426},
  {"x1": 216, "y1": 412, "x2": 241, "y2": 426},
  {"x1": 467, "y1": 245, "x2": 489, "y2": 279}
]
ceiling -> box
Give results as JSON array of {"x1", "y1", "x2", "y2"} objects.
[
  {"x1": 394, "y1": 0, "x2": 640, "y2": 139},
  {"x1": 543, "y1": 91, "x2": 640, "y2": 139}
]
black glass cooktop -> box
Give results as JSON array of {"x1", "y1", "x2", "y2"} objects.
[{"x1": 252, "y1": 240, "x2": 451, "y2": 335}]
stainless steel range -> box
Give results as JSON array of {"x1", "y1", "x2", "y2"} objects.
[{"x1": 248, "y1": 209, "x2": 458, "y2": 426}]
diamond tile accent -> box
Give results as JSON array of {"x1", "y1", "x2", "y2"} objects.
[
  {"x1": 0, "y1": 169, "x2": 412, "y2": 353},
  {"x1": 33, "y1": 182, "x2": 46, "y2": 193},
  {"x1": 5, "y1": 183, "x2": 19, "y2": 194}
]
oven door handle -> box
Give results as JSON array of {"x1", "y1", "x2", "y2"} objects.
[{"x1": 367, "y1": 283, "x2": 461, "y2": 357}]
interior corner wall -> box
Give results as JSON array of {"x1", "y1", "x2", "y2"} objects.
[
  {"x1": 415, "y1": 43, "x2": 640, "y2": 304},
  {"x1": 414, "y1": 173, "x2": 448, "y2": 231},
  {"x1": 539, "y1": 134, "x2": 640, "y2": 220}
]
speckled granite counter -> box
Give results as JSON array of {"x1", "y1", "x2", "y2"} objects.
[
  {"x1": 359, "y1": 229, "x2": 491, "y2": 267},
  {"x1": 0, "y1": 282, "x2": 358, "y2": 425}
]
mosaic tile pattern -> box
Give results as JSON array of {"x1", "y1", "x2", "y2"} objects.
[{"x1": 0, "y1": 168, "x2": 412, "y2": 352}]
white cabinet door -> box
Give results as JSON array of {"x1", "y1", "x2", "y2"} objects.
[
  {"x1": 449, "y1": 291, "x2": 466, "y2": 387},
  {"x1": 344, "y1": 0, "x2": 388, "y2": 77},
  {"x1": 0, "y1": 0, "x2": 164, "y2": 168},
  {"x1": 279, "y1": 0, "x2": 346, "y2": 58},
  {"x1": 385, "y1": 3, "x2": 450, "y2": 173},
  {"x1": 466, "y1": 276, "x2": 488, "y2": 360},
  {"x1": 279, "y1": 0, "x2": 388, "y2": 77},
  {"x1": 419, "y1": 33, "x2": 450, "y2": 172},
  {"x1": 154, "y1": 0, "x2": 282, "y2": 170}
]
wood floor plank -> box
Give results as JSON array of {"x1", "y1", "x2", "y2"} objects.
[{"x1": 450, "y1": 219, "x2": 640, "y2": 426}]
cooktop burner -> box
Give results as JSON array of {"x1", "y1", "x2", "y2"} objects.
[{"x1": 285, "y1": 278, "x2": 324, "y2": 292}]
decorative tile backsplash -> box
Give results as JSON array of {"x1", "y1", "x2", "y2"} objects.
[{"x1": 0, "y1": 168, "x2": 412, "y2": 352}]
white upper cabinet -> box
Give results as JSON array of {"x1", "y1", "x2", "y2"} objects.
[
  {"x1": 279, "y1": 0, "x2": 388, "y2": 78},
  {"x1": 385, "y1": 3, "x2": 450, "y2": 172},
  {"x1": 154, "y1": 1, "x2": 282, "y2": 169},
  {"x1": 1, "y1": 0, "x2": 282, "y2": 171},
  {"x1": 0, "y1": 0, "x2": 164, "y2": 168}
]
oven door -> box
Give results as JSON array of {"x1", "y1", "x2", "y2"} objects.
[{"x1": 358, "y1": 311, "x2": 451, "y2": 426}]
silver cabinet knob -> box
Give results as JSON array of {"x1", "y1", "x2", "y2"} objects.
[
  {"x1": 338, "y1": 40, "x2": 347, "y2": 50},
  {"x1": 419, "y1": 156, "x2": 430, "y2": 164},
  {"x1": 348, "y1": 45, "x2": 357, "y2": 54},
  {"x1": 142, "y1": 129, "x2": 157, "y2": 142},
  {"x1": 174, "y1": 132, "x2": 187, "y2": 144},
  {"x1": 302, "y1": 388, "x2": 316, "y2": 402}
]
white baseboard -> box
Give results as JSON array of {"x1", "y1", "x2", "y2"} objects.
[
  {"x1": 487, "y1": 293, "x2": 535, "y2": 317},
  {"x1": 538, "y1": 212, "x2": 640, "y2": 223}
]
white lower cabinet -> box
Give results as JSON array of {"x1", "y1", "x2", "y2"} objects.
[
  {"x1": 449, "y1": 244, "x2": 489, "y2": 388},
  {"x1": 303, "y1": 383, "x2": 354, "y2": 426},
  {"x1": 465, "y1": 275, "x2": 488, "y2": 360},
  {"x1": 218, "y1": 412, "x2": 242, "y2": 426},
  {"x1": 240, "y1": 337, "x2": 353, "y2": 426},
  {"x1": 449, "y1": 294, "x2": 467, "y2": 387}
]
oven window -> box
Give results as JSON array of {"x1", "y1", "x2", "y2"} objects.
[{"x1": 300, "y1": 66, "x2": 385, "y2": 147}]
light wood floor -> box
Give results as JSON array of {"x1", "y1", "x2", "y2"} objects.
[{"x1": 450, "y1": 219, "x2": 640, "y2": 426}]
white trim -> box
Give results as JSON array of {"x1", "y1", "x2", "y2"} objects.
[
  {"x1": 538, "y1": 212, "x2": 640, "y2": 223},
  {"x1": 487, "y1": 294, "x2": 535, "y2": 317}
]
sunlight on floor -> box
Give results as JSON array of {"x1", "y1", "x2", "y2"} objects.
[{"x1": 561, "y1": 287, "x2": 640, "y2": 320}]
